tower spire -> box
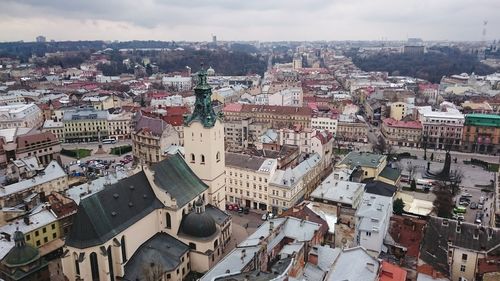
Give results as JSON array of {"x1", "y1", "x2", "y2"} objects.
[{"x1": 184, "y1": 63, "x2": 218, "y2": 128}]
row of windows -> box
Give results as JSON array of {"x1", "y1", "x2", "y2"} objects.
[
  {"x1": 227, "y1": 188, "x2": 267, "y2": 200},
  {"x1": 190, "y1": 152, "x2": 221, "y2": 164}
]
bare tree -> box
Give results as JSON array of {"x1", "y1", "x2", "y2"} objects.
[
  {"x1": 432, "y1": 182, "x2": 454, "y2": 218},
  {"x1": 405, "y1": 162, "x2": 417, "y2": 180}
]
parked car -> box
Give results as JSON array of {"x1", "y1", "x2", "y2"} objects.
[
  {"x1": 478, "y1": 203, "x2": 484, "y2": 210},
  {"x1": 475, "y1": 214, "x2": 482, "y2": 224},
  {"x1": 243, "y1": 207, "x2": 250, "y2": 214},
  {"x1": 238, "y1": 207, "x2": 244, "y2": 213},
  {"x1": 261, "y1": 213, "x2": 268, "y2": 221},
  {"x1": 469, "y1": 202, "x2": 478, "y2": 209},
  {"x1": 462, "y1": 193, "x2": 472, "y2": 198},
  {"x1": 453, "y1": 206, "x2": 467, "y2": 214}
]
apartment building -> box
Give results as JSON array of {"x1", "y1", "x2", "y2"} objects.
[
  {"x1": 416, "y1": 106, "x2": 465, "y2": 150},
  {"x1": 162, "y1": 75, "x2": 192, "y2": 91},
  {"x1": 336, "y1": 152, "x2": 387, "y2": 182},
  {"x1": 268, "y1": 87, "x2": 303, "y2": 107},
  {"x1": 355, "y1": 192, "x2": 393, "y2": 254},
  {"x1": 14, "y1": 131, "x2": 62, "y2": 166},
  {"x1": 0, "y1": 160, "x2": 67, "y2": 208},
  {"x1": 389, "y1": 101, "x2": 410, "y2": 121},
  {"x1": 462, "y1": 113, "x2": 500, "y2": 154},
  {"x1": 420, "y1": 217, "x2": 500, "y2": 281},
  {"x1": 107, "y1": 111, "x2": 133, "y2": 140},
  {"x1": 223, "y1": 103, "x2": 312, "y2": 129},
  {"x1": 225, "y1": 153, "x2": 278, "y2": 211},
  {"x1": 62, "y1": 109, "x2": 109, "y2": 142},
  {"x1": 310, "y1": 172, "x2": 365, "y2": 226},
  {"x1": 269, "y1": 153, "x2": 323, "y2": 214},
  {"x1": 337, "y1": 114, "x2": 369, "y2": 142},
  {"x1": 224, "y1": 118, "x2": 270, "y2": 152},
  {"x1": 0, "y1": 103, "x2": 43, "y2": 129},
  {"x1": 132, "y1": 114, "x2": 179, "y2": 165},
  {"x1": 42, "y1": 120, "x2": 64, "y2": 141},
  {"x1": 381, "y1": 118, "x2": 423, "y2": 147},
  {"x1": 311, "y1": 113, "x2": 338, "y2": 135}
]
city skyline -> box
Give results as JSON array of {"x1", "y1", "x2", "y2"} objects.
[{"x1": 0, "y1": 0, "x2": 499, "y2": 42}]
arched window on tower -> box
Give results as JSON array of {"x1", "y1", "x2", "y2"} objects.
[
  {"x1": 90, "y1": 252, "x2": 100, "y2": 281},
  {"x1": 201, "y1": 154, "x2": 205, "y2": 164},
  {"x1": 121, "y1": 236, "x2": 127, "y2": 263},
  {"x1": 216, "y1": 152, "x2": 221, "y2": 163},
  {"x1": 190, "y1": 153, "x2": 195, "y2": 163},
  {"x1": 166, "y1": 212, "x2": 171, "y2": 229}
]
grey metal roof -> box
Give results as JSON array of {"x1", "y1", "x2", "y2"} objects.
[
  {"x1": 65, "y1": 171, "x2": 163, "y2": 249},
  {"x1": 225, "y1": 152, "x2": 267, "y2": 171},
  {"x1": 123, "y1": 232, "x2": 189, "y2": 281},
  {"x1": 420, "y1": 216, "x2": 500, "y2": 276},
  {"x1": 151, "y1": 153, "x2": 208, "y2": 208},
  {"x1": 326, "y1": 247, "x2": 379, "y2": 281}
]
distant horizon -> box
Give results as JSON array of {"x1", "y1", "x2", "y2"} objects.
[
  {"x1": 0, "y1": 0, "x2": 499, "y2": 43},
  {"x1": 0, "y1": 38, "x2": 497, "y2": 44}
]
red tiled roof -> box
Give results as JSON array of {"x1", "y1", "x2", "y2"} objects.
[
  {"x1": 380, "y1": 261, "x2": 407, "y2": 281},
  {"x1": 383, "y1": 118, "x2": 422, "y2": 130},
  {"x1": 477, "y1": 257, "x2": 500, "y2": 275},
  {"x1": 223, "y1": 103, "x2": 312, "y2": 116},
  {"x1": 416, "y1": 264, "x2": 446, "y2": 279},
  {"x1": 280, "y1": 202, "x2": 329, "y2": 234},
  {"x1": 389, "y1": 215, "x2": 426, "y2": 258}
]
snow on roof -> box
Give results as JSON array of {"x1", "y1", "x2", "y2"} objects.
[{"x1": 0, "y1": 161, "x2": 66, "y2": 198}]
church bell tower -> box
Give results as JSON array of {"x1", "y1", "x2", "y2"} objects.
[{"x1": 183, "y1": 65, "x2": 226, "y2": 209}]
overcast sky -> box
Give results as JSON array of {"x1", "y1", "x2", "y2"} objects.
[{"x1": 0, "y1": 0, "x2": 499, "y2": 42}]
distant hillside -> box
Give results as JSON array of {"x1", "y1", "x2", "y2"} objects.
[{"x1": 349, "y1": 47, "x2": 497, "y2": 83}]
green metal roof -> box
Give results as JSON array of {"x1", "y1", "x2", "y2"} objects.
[
  {"x1": 66, "y1": 172, "x2": 163, "y2": 249},
  {"x1": 338, "y1": 152, "x2": 386, "y2": 169},
  {"x1": 152, "y1": 153, "x2": 208, "y2": 207},
  {"x1": 66, "y1": 153, "x2": 208, "y2": 249},
  {"x1": 465, "y1": 114, "x2": 500, "y2": 127}
]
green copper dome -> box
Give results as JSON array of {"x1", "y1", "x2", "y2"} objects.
[
  {"x1": 3, "y1": 230, "x2": 40, "y2": 267},
  {"x1": 184, "y1": 64, "x2": 219, "y2": 128}
]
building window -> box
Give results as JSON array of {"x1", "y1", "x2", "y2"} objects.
[
  {"x1": 201, "y1": 154, "x2": 205, "y2": 164},
  {"x1": 43, "y1": 237, "x2": 48, "y2": 243},
  {"x1": 43, "y1": 227, "x2": 47, "y2": 233},
  {"x1": 460, "y1": 265, "x2": 466, "y2": 272},
  {"x1": 189, "y1": 242, "x2": 197, "y2": 250},
  {"x1": 107, "y1": 246, "x2": 115, "y2": 281},
  {"x1": 121, "y1": 236, "x2": 127, "y2": 263},
  {"x1": 366, "y1": 231, "x2": 371, "y2": 237},
  {"x1": 166, "y1": 212, "x2": 172, "y2": 229},
  {"x1": 53, "y1": 233, "x2": 57, "y2": 239},
  {"x1": 190, "y1": 153, "x2": 195, "y2": 163},
  {"x1": 90, "y1": 252, "x2": 100, "y2": 281},
  {"x1": 26, "y1": 234, "x2": 30, "y2": 241},
  {"x1": 35, "y1": 230, "x2": 39, "y2": 237},
  {"x1": 36, "y1": 240, "x2": 41, "y2": 246},
  {"x1": 216, "y1": 152, "x2": 220, "y2": 162},
  {"x1": 462, "y1": 254, "x2": 468, "y2": 261}
]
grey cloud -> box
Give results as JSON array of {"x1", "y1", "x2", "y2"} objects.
[{"x1": 0, "y1": 0, "x2": 499, "y2": 41}]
